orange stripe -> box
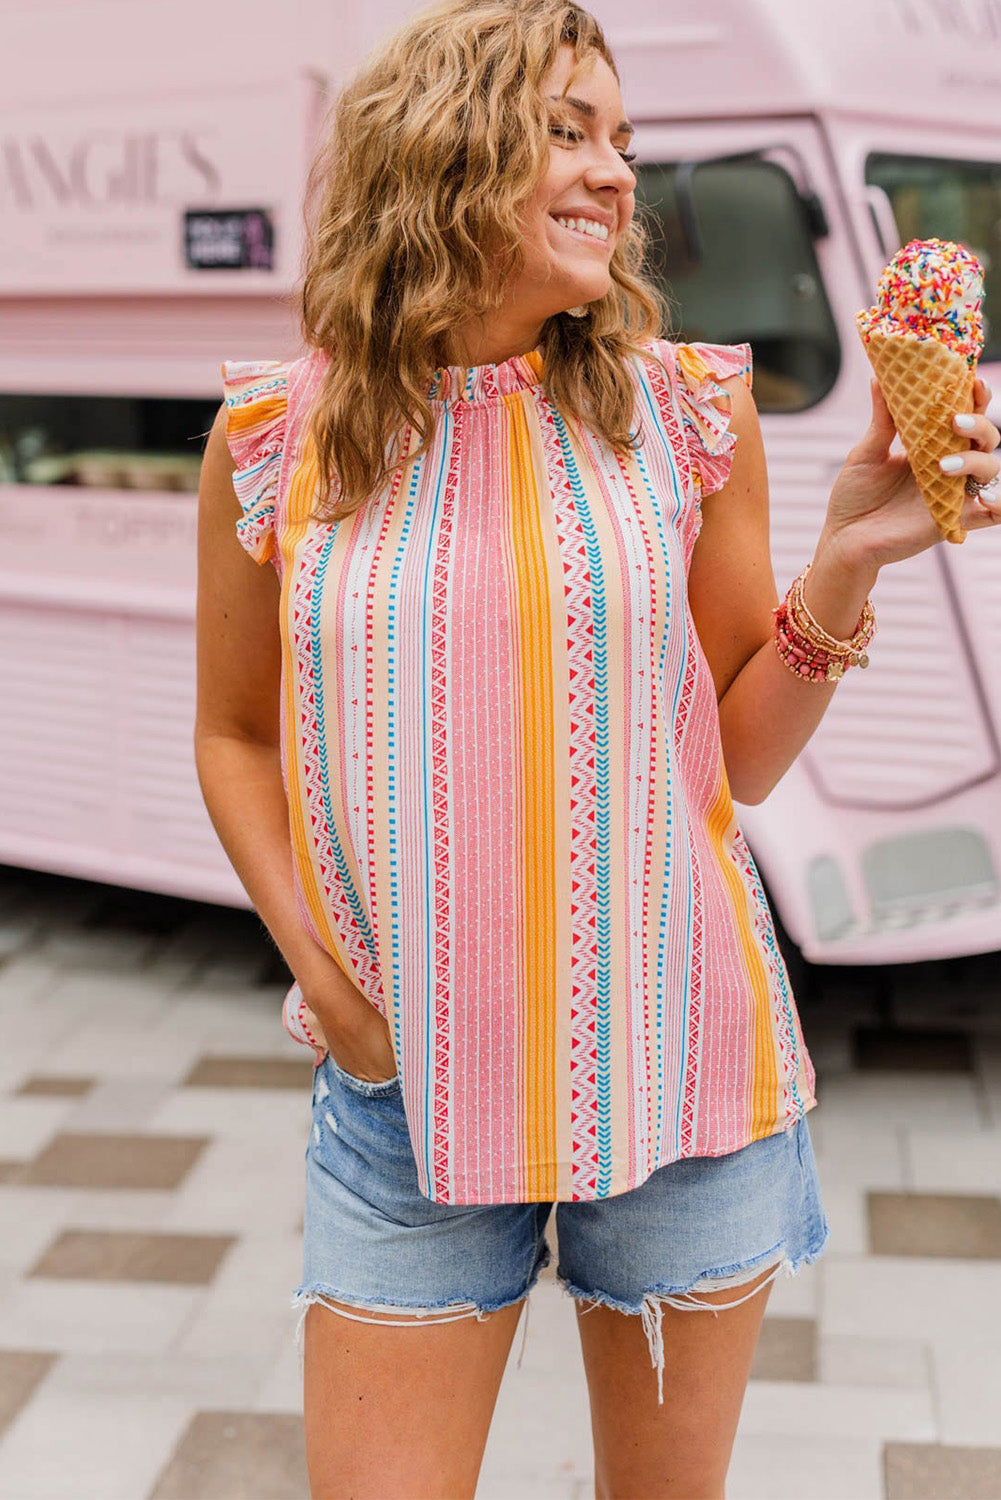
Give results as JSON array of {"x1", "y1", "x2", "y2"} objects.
[
  {"x1": 703, "y1": 761, "x2": 778, "y2": 1136},
  {"x1": 508, "y1": 397, "x2": 558, "y2": 1198}
]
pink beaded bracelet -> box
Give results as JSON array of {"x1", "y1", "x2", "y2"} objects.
[{"x1": 772, "y1": 563, "x2": 876, "y2": 683}]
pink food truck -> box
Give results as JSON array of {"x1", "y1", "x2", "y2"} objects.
[{"x1": 3, "y1": 0, "x2": 1001, "y2": 972}]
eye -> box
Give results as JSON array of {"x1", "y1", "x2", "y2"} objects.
[
  {"x1": 549, "y1": 122, "x2": 636, "y2": 166},
  {"x1": 549, "y1": 123, "x2": 583, "y2": 144}
]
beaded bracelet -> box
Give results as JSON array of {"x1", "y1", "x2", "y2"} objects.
[{"x1": 772, "y1": 563, "x2": 877, "y2": 683}]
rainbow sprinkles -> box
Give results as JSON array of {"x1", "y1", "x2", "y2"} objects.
[{"x1": 855, "y1": 237, "x2": 985, "y2": 367}]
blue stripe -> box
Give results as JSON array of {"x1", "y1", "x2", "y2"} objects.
[
  {"x1": 310, "y1": 527, "x2": 378, "y2": 968},
  {"x1": 632, "y1": 356, "x2": 693, "y2": 1160},
  {"x1": 549, "y1": 407, "x2": 617, "y2": 1197}
]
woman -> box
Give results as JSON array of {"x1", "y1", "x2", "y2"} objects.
[{"x1": 194, "y1": 2, "x2": 1001, "y2": 1495}]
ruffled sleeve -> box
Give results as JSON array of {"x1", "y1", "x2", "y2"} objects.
[
  {"x1": 672, "y1": 341, "x2": 753, "y2": 498},
  {"x1": 220, "y1": 359, "x2": 289, "y2": 567}
]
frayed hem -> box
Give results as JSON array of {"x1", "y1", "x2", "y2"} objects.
[
  {"x1": 289, "y1": 1281, "x2": 537, "y2": 1381},
  {"x1": 556, "y1": 1247, "x2": 801, "y2": 1406}
]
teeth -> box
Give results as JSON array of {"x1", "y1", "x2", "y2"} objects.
[{"x1": 554, "y1": 215, "x2": 609, "y2": 242}]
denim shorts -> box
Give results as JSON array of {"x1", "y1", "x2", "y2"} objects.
[{"x1": 291, "y1": 1051, "x2": 829, "y2": 1404}]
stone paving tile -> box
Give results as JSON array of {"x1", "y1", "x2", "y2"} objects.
[
  {"x1": 929, "y1": 1339, "x2": 1001, "y2": 1446},
  {"x1": 749, "y1": 1317, "x2": 817, "y2": 1382},
  {"x1": 15, "y1": 1132, "x2": 210, "y2": 1191},
  {"x1": 150, "y1": 1411, "x2": 309, "y2": 1500},
  {"x1": 146, "y1": 1084, "x2": 312, "y2": 1144},
  {"x1": 183, "y1": 1055, "x2": 314, "y2": 1090},
  {"x1": 809, "y1": 1112, "x2": 909, "y2": 1190},
  {"x1": 157, "y1": 1136, "x2": 307, "y2": 1237},
  {"x1": 738, "y1": 1379, "x2": 935, "y2": 1441},
  {"x1": 727, "y1": 1433, "x2": 884, "y2": 1500},
  {"x1": 0, "y1": 1097, "x2": 80, "y2": 1163},
  {"x1": 0, "y1": 1351, "x2": 57, "y2": 1440},
  {"x1": 868, "y1": 1191, "x2": 1001, "y2": 1259},
  {"x1": 0, "y1": 1280, "x2": 201, "y2": 1356},
  {"x1": 884, "y1": 1441, "x2": 1001, "y2": 1499},
  {"x1": 58, "y1": 1077, "x2": 175, "y2": 1133},
  {"x1": 47, "y1": 1022, "x2": 212, "y2": 1081},
  {"x1": 0, "y1": 1388, "x2": 193, "y2": 1500},
  {"x1": 44, "y1": 1350, "x2": 269, "y2": 1410},
  {"x1": 818, "y1": 1334, "x2": 931, "y2": 1390},
  {"x1": 14, "y1": 1076, "x2": 94, "y2": 1098},
  {"x1": 29, "y1": 1229, "x2": 237, "y2": 1285},
  {"x1": 814, "y1": 1072, "x2": 987, "y2": 1133},
  {"x1": 822, "y1": 1255, "x2": 1001, "y2": 1344},
  {"x1": 905, "y1": 1125, "x2": 1001, "y2": 1194}
]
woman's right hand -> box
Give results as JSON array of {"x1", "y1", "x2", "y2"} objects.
[{"x1": 298, "y1": 956, "x2": 398, "y2": 1083}]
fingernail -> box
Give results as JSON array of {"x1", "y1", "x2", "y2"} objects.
[
  {"x1": 939, "y1": 454, "x2": 966, "y2": 472},
  {"x1": 954, "y1": 413, "x2": 977, "y2": 431}
]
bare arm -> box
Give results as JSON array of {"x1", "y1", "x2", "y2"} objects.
[
  {"x1": 193, "y1": 406, "x2": 395, "y2": 1076},
  {"x1": 687, "y1": 375, "x2": 878, "y2": 807}
]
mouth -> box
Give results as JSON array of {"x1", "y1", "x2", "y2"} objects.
[{"x1": 549, "y1": 214, "x2": 612, "y2": 247}]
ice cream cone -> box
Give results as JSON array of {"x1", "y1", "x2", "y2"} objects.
[{"x1": 857, "y1": 319, "x2": 974, "y2": 545}]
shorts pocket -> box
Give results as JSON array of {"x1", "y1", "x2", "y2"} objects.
[{"x1": 326, "y1": 1051, "x2": 402, "y2": 1099}]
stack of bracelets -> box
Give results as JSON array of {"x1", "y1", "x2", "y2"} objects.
[{"x1": 772, "y1": 562, "x2": 877, "y2": 683}]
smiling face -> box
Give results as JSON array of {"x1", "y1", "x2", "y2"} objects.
[
  {"x1": 449, "y1": 42, "x2": 637, "y2": 367},
  {"x1": 528, "y1": 44, "x2": 637, "y2": 309}
]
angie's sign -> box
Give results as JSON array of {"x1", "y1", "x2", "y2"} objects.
[{"x1": 1, "y1": 131, "x2": 221, "y2": 212}]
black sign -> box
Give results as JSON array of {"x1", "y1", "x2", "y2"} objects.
[{"x1": 184, "y1": 208, "x2": 275, "y2": 270}]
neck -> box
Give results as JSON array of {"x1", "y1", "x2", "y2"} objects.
[{"x1": 448, "y1": 313, "x2": 547, "y2": 368}]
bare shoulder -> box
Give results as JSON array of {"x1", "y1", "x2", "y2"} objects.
[{"x1": 201, "y1": 403, "x2": 237, "y2": 488}]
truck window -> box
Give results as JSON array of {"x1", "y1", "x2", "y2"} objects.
[
  {"x1": 0, "y1": 393, "x2": 218, "y2": 491},
  {"x1": 635, "y1": 158, "x2": 840, "y2": 412},
  {"x1": 866, "y1": 153, "x2": 1000, "y2": 364}
]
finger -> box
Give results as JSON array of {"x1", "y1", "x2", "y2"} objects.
[
  {"x1": 854, "y1": 378, "x2": 897, "y2": 460},
  {"x1": 974, "y1": 376, "x2": 994, "y2": 415},
  {"x1": 965, "y1": 488, "x2": 1001, "y2": 528},
  {"x1": 939, "y1": 449, "x2": 1001, "y2": 487},
  {"x1": 952, "y1": 410, "x2": 1001, "y2": 452}
]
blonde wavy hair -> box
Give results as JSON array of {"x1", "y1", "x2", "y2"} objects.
[{"x1": 299, "y1": 0, "x2": 671, "y2": 520}]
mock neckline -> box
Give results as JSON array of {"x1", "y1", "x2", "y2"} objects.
[{"x1": 428, "y1": 345, "x2": 545, "y2": 402}]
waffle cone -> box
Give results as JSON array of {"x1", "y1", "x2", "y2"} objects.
[{"x1": 857, "y1": 322, "x2": 975, "y2": 545}]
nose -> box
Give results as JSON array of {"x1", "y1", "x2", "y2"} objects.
[{"x1": 582, "y1": 143, "x2": 636, "y2": 198}]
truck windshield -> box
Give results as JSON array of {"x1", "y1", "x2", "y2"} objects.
[
  {"x1": 635, "y1": 158, "x2": 840, "y2": 413},
  {"x1": 866, "y1": 153, "x2": 1001, "y2": 364}
]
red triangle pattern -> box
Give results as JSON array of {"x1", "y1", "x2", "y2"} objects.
[
  {"x1": 538, "y1": 401, "x2": 601, "y2": 1200},
  {"x1": 645, "y1": 348, "x2": 706, "y2": 571},
  {"x1": 427, "y1": 416, "x2": 464, "y2": 1195},
  {"x1": 290, "y1": 529, "x2": 383, "y2": 1020}
]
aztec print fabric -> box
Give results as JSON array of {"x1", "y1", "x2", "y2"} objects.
[{"x1": 221, "y1": 339, "x2": 817, "y2": 1206}]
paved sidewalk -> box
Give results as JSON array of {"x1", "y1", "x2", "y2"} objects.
[{"x1": 0, "y1": 865, "x2": 999, "y2": 1498}]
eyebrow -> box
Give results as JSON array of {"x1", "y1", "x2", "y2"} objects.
[{"x1": 547, "y1": 93, "x2": 634, "y2": 138}]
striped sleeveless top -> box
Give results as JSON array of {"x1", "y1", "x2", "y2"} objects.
[{"x1": 221, "y1": 338, "x2": 816, "y2": 1206}]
